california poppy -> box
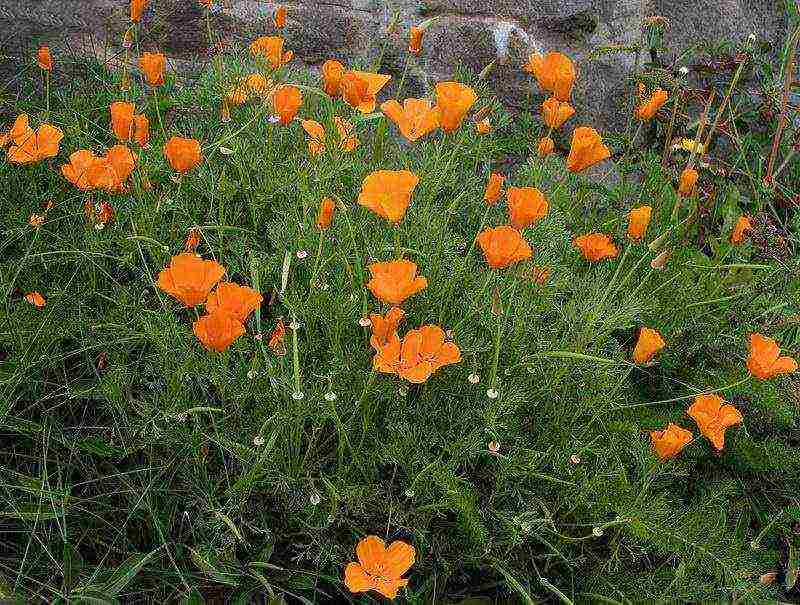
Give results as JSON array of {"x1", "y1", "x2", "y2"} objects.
[
  {"x1": 401, "y1": 325, "x2": 462, "y2": 383},
  {"x1": 747, "y1": 333, "x2": 797, "y2": 380},
  {"x1": 687, "y1": 394, "x2": 742, "y2": 451},
  {"x1": 367, "y1": 260, "x2": 427, "y2": 305},
  {"x1": 506, "y1": 187, "x2": 548, "y2": 230},
  {"x1": 133, "y1": 114, "x2": 150, "y2": 147},
  {"x1": 344, "y1": 536, "x2": 415, "y2": 599},
  {"x1": 105, "y1": 144, "x2": 137, "y2": 191},
  {"x1": 301, "y1": 120, "x2": 326, "y2": 156},
  {"x1": 321, "y1": 59, "x2": 345, "y2": 96},
  {"x1": 475, "y1": 119, "x2": 491, "y2": 134},
  {"x1": 193, "y1": 312, "x2": 245, "y2": 352},
  {"x1": 483, "y1": 172, "x2": 504, "y2": 205},
  {"x1": 677, "y1": 167, "x2": 698, "y2": 197},
  {"x1": 316, "y1": 197, "x2": 335, "y2": 230},
  {"x1": 476, "y1": 226, "x2": 533, "y2": 269},
  {"x1": 574, "y1": 233, "x2": 618, "y2": 261},
  {"x1": 524, "y1": 51, "x2": 576, "y2": 101},
  {"x1": 369, "y1": 306, "x2": 405, "y2": 349},
  {"x1": 541, "y1": 96, "x2": 575, "y2": 129},
  {"x1": 36, "y1": 46, "x2": 53, "y2": 71},
  {"x1": 409, "y1": 25, "x2": 424, "y2": 54},
  {"x1": 435, "y1": 82, "x2": 477, "y2": 133},
  {"x1": 110, "y1": 101, "x2": 136, "y2": 141},
  {"x1": 633, "y1": 327, "x2": 665, "y2": 364},
  {"x1": 205, "y1": 282, "x2": 263, "y2": 323},
  {"x1": 730, "y1": 215, "x2": 752, "y2": 245},
  {"x1": 130, "y1": 0, "x2": 149, "y2": 22},
  {"x1": 567, "y1": 127, "x2": 611, "y2": 172},
  {"x1": 139, "y1": 52, "x2": 166, "y2": 86},
  {"x1": 272, "y1": 85, "x2": 303, "y2": 125},
  {"x1": 340, "y1": 71, "x2": 392, "y2": 113},
  {"x1": 635, "y1": 88, "x2": 668, "y2": 121},
  {"x1": 380, "y1": 98, "x2": 440, "y2": 142},
  {"x1": 61, "y1": 150, "x2": 115, "y2": 191},
  {"x1": 25, "y1": 292, "x2": 46, "y2": 308},
  {"x1": 274, "y1": 5, "x2": 287, "y2": 28},
  {"x1": 0, "y1": 114, "x2": 33, "y2": 148},
  {"x1": 537, "y1": 136, "x2": 554, "y2": 157},
  {"x1": 164, "y1": 137, "x2": 202, "y2": 173},
  {"x1": 358, "y1": 170, "x2": 419, "y2": 224},
  {"x1": 249, "y1": 36, "x2": 293, "y2": 69},
  {"x1": 650, "y1": 423, "x2": 693, "y2": 460},
  {"x1": 156, "y1": 253, "x2": 225, "y2": 307},
  {"x1": 4, "y1": 115, "x2": 63, "y2": 165},
  {"x1": 627, "y1": 206, "x2": 652, "y2": 240}
]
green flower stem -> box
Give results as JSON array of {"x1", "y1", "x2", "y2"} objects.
[{"x1": 291, "y1": 317, "x2": 302, "y2": 396}]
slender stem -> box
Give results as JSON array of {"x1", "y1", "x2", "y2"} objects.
[
  {"x1": 309, "y1": 230, "x2": 325, "y2": 287},
  {"x1": 393, "y1": 226, "x2": 402, "y2": 259},
  {"x1": 44, "y1": 71, "x2": 50, "y2": 119},
  {"x1": 488, "y1": 308, "x2": 503, "y2": 393},
  {"x1": 291, "y1": 316, "x2": 302, "y2": 396},
  {"x1": 661, "y1": 89, "x2": 682, "y2": 167},
  {"x1": 766, "y1": 27, "x2": 800, "y2": 186},
  {"x1": 152, "y1": 86, "x2": 166, "y2": 138}
]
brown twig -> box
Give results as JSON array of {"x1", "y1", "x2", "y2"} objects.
[{"x1": 765, "y1": 27, "x2": 800, "y2": 186}]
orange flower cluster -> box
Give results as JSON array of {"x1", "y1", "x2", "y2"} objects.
[
  {"x1": 0, "y1": 114, "x2": 63, "y2": 164},
  {"x1": 61, "y1": 146, "x2": 137, "y2": 192},
  {"x1": 371, "y1": 319, "x2": 461, "y2": 384}
]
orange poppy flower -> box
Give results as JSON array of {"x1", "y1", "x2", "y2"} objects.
[
  {"x1": 399, "y1": 325, "x2": 462, "y2": 383},
  {"x1": 110, "y1": 101, "x2": 136, "y2": 141},
  {"x1": 506, "y1": 187, "x2": 548, "y2": 230},
  {"x1": 133, "y1": 114, "x2": 150, "y2": 147},
  {"x1": 650, "y1": 423, "x2": 693, "y2": 460},
  {"x1": 344, "y1": 536, "x2": 415, "y2": 599},
  {"x1": 193, "y1": 312, "x2": 245, "y2": 353},
  {"x1": 475, "y1": 118, "x2": 491, "y2": 134},
  {"x1": 633, "y1": 327, "x2": 665, "y2": 364},
  {"x1": 380, "y1": 98, "x2": 440, "y2": 142},
  {"x1": 130, "y1": 0, "x2": 149, "y2": 22},
  {"x1": 484, "y1": 171, "x2": 504, "y2": 205},
  {"x1": 316, "y1": 197, "x2": 335, "y2": 230},
  {"x1": 61, "y1": 150, "x2": 116, "y2": 191},
  {"x1": 205, "y1": 282, "x2": 263, "y2": 323},
  {"x1": 537, "y1": 136, "x2": 555, "y2": 157},
  {"x1": 36, "y1": 46, "x2": 53, "y2": 71},
  {"x1": 358, "y1": 169, "x2": 419, "y2": 224},
  {"x1": 29, "y1": 214, "x2": 44, "y2": 228},
  {"x1": 301, "y1": 120, "x2": 326, "y2": 156},
  {"x1": 340, "y1": 71, "x2": 392, "y2": 113},
  {"x1": 730, "y1": 215, "x2": 752, "y2": 245},
  {"x1": 274, "y1": 5, "x2": 287, "y2": 28},
  {"x1": 0, "y1": 114, "x2": 33, "y2": 148},
  {"x1": 185, "y1": 227, "x2": 201, "y2": 251},
  {"x1": 476, "y1": 226, "x2": 533, "y2": 269},
  {"x1": 567, "y1": 127, "x2": 611, "y2": 172},
  {"x1": 321, "y1": 59, "x2": 345, "y2": 96},
  {"x1": 524, "y1": 51, "x2": 576, "y2": 101},
  {"x1": 272, "y1": 85, "x2": 302, "y2": 125},
  {"x1": 677, "y1": 167, "x2": 698, "y2": 197},
  {"x1": 164, "y1": 137, "x2": 202, "y2": 173},
  {"x1": 25, "y1": 292, "x2": 46, "y2": 308},
  {"x1": 249, "y1": 36, "x2": 293, "y2": 69},
  {"x1": 541, "y1": 96, "x2": 575, "y2": 129},
  {"x1": 105, "y1": 144, "x2": 137, "y2": 191},
  {"x1": 139, "y1": 52, "x2": 165, "y2": 86},
  {"x1": 156, "y1": 252, "x2": 226, "y2": 307},
  {"x1": 409, "y1": 25, "x2": 424, "y2": 54},
  {"x1": 4, "y1": 117, "x2": 63, "y2": 165},
  {"x1": 369, "y1": 306, "x2": 405, "y2": 349},
  {"x1": 435, "y1": 82, "x2": 477, "y2": 133},
  {"x1": 687, "y1": 394, "x2": 742, "y2": 451},
  {"x1": 635, "y1": 88, "x2": 668, "y2": 121},
  {"x1": 268, "y1": 318, "x2": 287, "y2": 355},
  {"x1": 366, "y1": 260, "x2": 428, "y2": 305},
  {"x1": 747, "y1": 333, "x2": 798, "y2": 380},
  {"x1": 574, "y1": 233, "x2": 618, "y2": 261},
  {"x1": 627, "y1": 205, "x2": 652, "y2": 240}
]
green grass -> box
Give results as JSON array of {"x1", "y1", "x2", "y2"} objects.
[{"x1": 1, "y1": 29, "x2": 800, "y2": 605}]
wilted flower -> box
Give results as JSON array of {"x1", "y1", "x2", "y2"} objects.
[
  {"x1": 409, "y1": 26, "x2": 424, "y2": 54},
  {"x1": 274, "y1": 5, "x2": 287, "y2": 28},
  {"x1": 537, "y1": 136, "x2": 555, "y2": 157},
  {"x1": 677, "y1": 167, "x2": 698, "y2": 197},
  {"x1": 475, "y1": 118, "x2": 491, "y2": 134}
]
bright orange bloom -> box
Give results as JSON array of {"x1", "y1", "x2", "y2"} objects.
[
  {"x1": 537, "y1": 136, "x2": 554, "y2": 157},
  {"x1": 25, "y1": 292, "x2": 46, "y2": 308},
  {"x1": 156, "y1": 253, "x2": 226, "y2": 307},
  {"x1": 369, "y1": 306, "x2": 405, "y2": 349},
  {"x1": 475, "y1": 118, "x2": 491, "y2": 134},
  {"x1": 273, "y1": 85, "x2": 302, "y2": 125},
  {"x1": 164, "y1": 137, "x2": 202, "y2": 173},
  {"x1": 3, "y1": 115, "x2": 63, "y2": 165},
  {"x1": 541, "y1": 96, "x2": 575, "y2": 129},
  {"x1": 316, "y1": 197, "x2": 335, "y2": 230},
  {"x1": 301, "y1": 120, "x2": 326, "y2": 156},
  {"x1": 193, "y1": 312, "x2": 245, "y2": 353},
  {"x1": 435, "y1": 82, "x2": 477, "y2": 133},
  {"x1": 205, "y1": 282, "x2": 263, "y2": 323},
  {"x1": 367, "y1": 260, "x2": 428, "y2": 305},
  {"x1": 574, "y1": 233, "x2": 618, "y2": 261},
  {"x1": 61, "y1": 150, "x2": 115, "y2": 190},
  {"x1": 677, "y1": 167, "x2": 698, "y2": 197},
  {"x1": 334, "y1": 116, "x2": 359, "y2": 151},
  {"x1": 344, "y1": 536, "x2": 415, "y2": 599},
  {"x1": 274, "y1": 5, "x2": 287, "y2": 28},
  {"x1": 731, "y1": 215, "x2": 752, "y2": 245},
  {"x1": 0, "y1": 114, "x2": 33, "y2": 148},
  {"x1": 477, "y1": 226, "x2": 533, "y2": 269},
  {"x1": 409, "y1": 26, "x2": 424, "y2": 54},
  {"x1": 358, "y1": 170, "x2": 419, "y2": 224},
  {"x1": 747, "y1": 333, "x2": 798, "y2": 380},
  {"x1": 340, "y1": 71, "x2": 392, "y2": 113},
  {"x1": 105, "y1": 144, "x2": 137, "y2": 191},
  {"x1": 29, "y1": 214, "x2": 45, "y2": 227},
  {"x1": 249, "y1": 36, "x2": 293, "y2": 69},
  {"x1": 506, "y1": 187, "x2": 548, "y2": 230},
  {"x1": 199, "y1": 0, "x2": 212, "y2": 7},
  {"x1": 372, "y1": 326, "x2": 461, "y2": 383},
  {"x1": 130, "y1": 0, "x2": 149, "y2": 22},
  {"x1": 650, "y1": 423, "x2": 693, "y2": 460},
  {"x1": 321, "y1": 59, "x2": 345, "y2": 96},
  {"x1": 484, "y1": 172, "x2": 504, "y2": 205},
  {"x1": 524, "y1": 51, "x2": 576, "y2": 101},
  {"x1": 36, "y1": 46, "x2": 53, "y2": 71},
  {"x1": 380, "y1": 98, "x2": 440, "y2": 142},
  {"x1": 133, "y1": 114, "x2": 150, "y2": 147},
  {"x1": 567, "y1": 127, "x2": 611, "y2": 172},
  {"x1": 687, "y1": 394, "x2": 742, "y2": 451},
  {"x1": 635, "y1": 88, "x2": 669, "y2": 121},
  {"x1": 110, "y1": 101, "x2": 136, "y2": 141},
  {"x1": 627, "y1": 206, "x2": 652, "y2": 240},
  {"x1": 633, "y1": 327, "x2": 665, "y2": 364},
  {"x1": 139, "y1": 52, "x2": 166, "y2": 86},
  {"x1": 185, "y1": 227, "x2": 201, "y2": 251}
]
